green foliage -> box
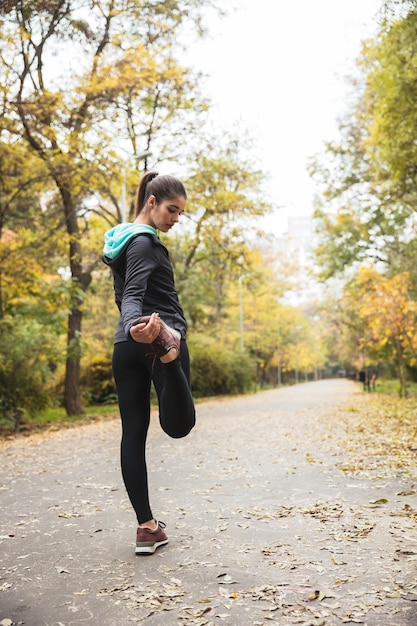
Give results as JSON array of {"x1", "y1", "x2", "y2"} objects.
[
  {"x1": 309, "y1": 5, "x2": 417, "y2": 387},
  {"x1": 80, "y1": 355, "x2": 117, "y2": 405},
  {"x1": 371, "y1": 376, "x2": 417, "y2": 397},
  {"x1": 190, "y1": 342, "x2": 255, "y2": 398},
  {"x1": 311, "y1": 8, "x2": 417, "y2": 283},
  {"x1": 79, "y1": 338, "x2": 256, "y2": 406},
  {"x1": 365, "y1": 11, "x2": 417, "y2": 187},
  {"x1": 0, "y1": 317, "x2": 61, "y2": 432},
  {"x1": 166, "y1": 138, "x2": 271, "y2": 330}
]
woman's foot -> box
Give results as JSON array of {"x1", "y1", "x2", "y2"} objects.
[
  {"x1": 135, "y1": 520, "x2": 168, "y2": 555},
  {"x1": 160, "y1": 345, "x2": 179, "y2": 363},
  {"x1": 151, "y1": 319, "x2": 180, "y2": 362},
  {"x1": 138, "y1": 316, "x2": 180, "y2": 363}
]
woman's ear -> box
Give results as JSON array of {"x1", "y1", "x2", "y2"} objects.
[{"x1": 148, "y1": 195, "x2": 156, "y2": 208}]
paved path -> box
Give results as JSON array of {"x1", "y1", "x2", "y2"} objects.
[{"x1": 1, "y1": 379, "x2": 416, "y2": 626}]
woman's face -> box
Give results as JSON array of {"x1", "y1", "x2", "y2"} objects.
[{"x1": 148, "y1": 195, "x2": 186, "y2": 232}]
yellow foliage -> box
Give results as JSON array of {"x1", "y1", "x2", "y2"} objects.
[{"x1": 345, "y1": 265, "x2": 417, "y2": 362}]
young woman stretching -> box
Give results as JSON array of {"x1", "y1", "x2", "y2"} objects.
[{"x1": 102, "y1": 171, "x2": 196, "y2": 555}]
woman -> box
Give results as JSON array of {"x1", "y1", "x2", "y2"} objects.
[{"x1": 102, "y1": 171, "x2": 196, "y2": 555}]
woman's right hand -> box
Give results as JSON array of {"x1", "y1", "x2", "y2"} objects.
[{"x1": 130, "y1": 312, "x2": 161, "y2": 343}]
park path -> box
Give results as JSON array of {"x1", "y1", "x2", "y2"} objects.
[{"x1": 0, "y1": 379, "x2": 416, "y2": 626}]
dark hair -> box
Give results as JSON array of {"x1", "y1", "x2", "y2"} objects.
[{"x1": 135, "y1": 171, "x2": 187, "y2": 216}]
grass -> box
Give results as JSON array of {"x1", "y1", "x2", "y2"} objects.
[
  {"x1": 36, "y1": 403, "x2": 120, "y2": 424},
  {"x1": 0, "y1": 403, "x2": 120, "y2": 438},
  {"x1": 372, "y1": 378, "x2": 417, "y2": 397}
]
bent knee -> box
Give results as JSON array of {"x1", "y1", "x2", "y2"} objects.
[{"x1": 162, "y1": 419, "x2": 195, "y2": 439}]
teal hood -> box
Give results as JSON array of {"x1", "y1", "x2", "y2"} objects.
[{"x1": 103, "y1": 223, "x2": 158, "y2": 260}]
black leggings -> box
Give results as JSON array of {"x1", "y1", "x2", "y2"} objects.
[{"x1": 112, "y1": 340, "x2": 196, "y2": 524}]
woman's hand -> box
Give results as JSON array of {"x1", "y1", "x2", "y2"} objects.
[{"x1": 130, "y1": 312, "x2": 161, "y2": 343}]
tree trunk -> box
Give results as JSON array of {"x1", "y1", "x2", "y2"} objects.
[
  {"x1": 395, "y1": 338, "x2": 408, "y2": 399},
  {"x1": 64, "y1": 307, "x2": 84, "y2": 415},
  {"x1": 0, "y1": 270, "x2": 3, "y2": 320},
  {"x1": 61, "y1": 187, "x2": 85, "y2": 416}
]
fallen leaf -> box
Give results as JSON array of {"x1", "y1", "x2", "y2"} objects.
[{"x1": 217, "y1": 574, "x2": 237, "y2": 585}]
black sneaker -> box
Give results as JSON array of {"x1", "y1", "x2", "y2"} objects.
[{"x1": 135, "y1": 520, "x2": 168, "y2": 555}]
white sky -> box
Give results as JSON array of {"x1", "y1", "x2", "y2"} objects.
[{"x1": 191, "y1": 0, "x2": 382, "y2": 236}]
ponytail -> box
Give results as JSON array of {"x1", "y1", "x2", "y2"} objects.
[{"x1": 134, "y1": 171, "x2": 187, "y2": 216}]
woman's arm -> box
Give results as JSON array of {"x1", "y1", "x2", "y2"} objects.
[{"x1": 120, "y1": 236, "x2": 158, "y2": 338}]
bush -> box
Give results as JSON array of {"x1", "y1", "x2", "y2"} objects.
[
  {"x1": 80, "y1": 355, "x2": 117, "y2": 404},
  {"x1": 0, "y1": 317, "x2": 60, "y2": 431},
  {"x1": 80, "y1": 342, "x2": 255, "y2": 407},
  {"x1": 190, "y1": 343, "x2": 254, "y2": 398}
]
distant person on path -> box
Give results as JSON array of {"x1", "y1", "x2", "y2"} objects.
[
  {"x1": 102, "y1": 171, "x2": 196, "y2": 555},
  {"x1": 358, "y1": 369, "x2": 377, "y2": 392},
  {"x1": 359, "y1": 370, "x2": 369, "y2": 391},
  {"x1": 370, "y1": 372, "x2": 377, "y2": 391}
]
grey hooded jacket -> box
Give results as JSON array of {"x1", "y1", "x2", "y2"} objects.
[{"x1": 102, "y1": 225, "x2": 187, "y2": 344}]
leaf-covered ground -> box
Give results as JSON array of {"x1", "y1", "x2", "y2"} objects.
[
  {"x1": 0, "y1": 380, "x2": 416, "y2": 625},
  {"x1": 334, "y1": 394, "x2": 417, "y2": 477}
]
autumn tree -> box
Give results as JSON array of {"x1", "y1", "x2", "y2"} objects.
[
  {"x1": 0, "y1": 142, "x2": 51, "y2": 318},
  {"x1": 310, "y1": 2, "x2": 417, "y2": 284},
  {"x1": 308, "y1": 2, "x2": 417, "y2": 382},
  {"x1": 0, "y1": 0, "x2": 215, "y2": 414},
  {"x1": 171, "y1": 132, "x2": 270, "y2": 324},
  {"x1": 343, "y1": 266, "x2": 417, "y2": 397}
]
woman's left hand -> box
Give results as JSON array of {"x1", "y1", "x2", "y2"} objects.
[{"x1": 130, "y1": 312, "x2": 161, "y2": 343}]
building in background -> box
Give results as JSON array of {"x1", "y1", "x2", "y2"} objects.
[{"x1": 257, "y1": 215, "x2": 323, "y2": 306}]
